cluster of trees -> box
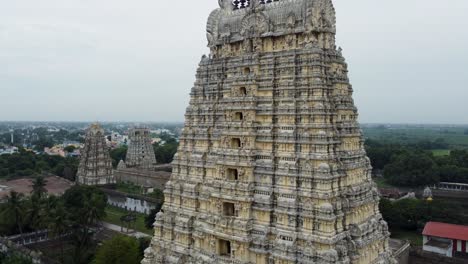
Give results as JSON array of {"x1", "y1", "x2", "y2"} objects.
[
  {"x1": 380, "y1": 198, "x2": 468, "y2": 232},
  {"x1": 0, "y1": 180, "x2": 107, "y2": 264},
  {"x1": 0, "y1": 149, "x2": 78, "y2": 180},
  {"x1": 153, "y1": 133, "x2": 179, "y2": 164},
  {"x1": 0, "y1": 252, "x2": 33, "y2": 264},
  {"x1": 366, "y1": 140, "x2": 468, "y2": 187}
]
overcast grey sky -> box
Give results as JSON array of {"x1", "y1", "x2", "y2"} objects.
[{"x1": 1, "y1": 0, "x2": 467, "y2": 124}]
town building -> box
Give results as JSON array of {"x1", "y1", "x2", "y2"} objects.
[
  {"x1": 423, "y1": 222, "x2": 468, "y2": 258},
  {"x1": 76, "y1": 123, "x2": 115, "y2": 186},
  {"x1": 143, "y1": 0, "x2": 395, "y2": 263},
  {"x1": 0, "y1": 146, "x2": 19, "y2": 156}
]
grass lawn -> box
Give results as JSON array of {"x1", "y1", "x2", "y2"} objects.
[
  {"x1": 374, "y1": 177, "x2": 396, "y2": 189},
  {"x1": 432, "y1": 149, "x2": 451, "y2": 157},
  {"x1": 390, "y1": 229, "x2": 423, "y2": 246},
  {"x1": 115, "y1": 182, "x2": 164, "y2": 201},
  {"x1": 103, "y1": 206, "x2": 153, "y2": 235}
]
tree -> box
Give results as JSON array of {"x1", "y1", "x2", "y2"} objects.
[
  {"x1": 48, "y1": 201, "x2": 71, "y2": 263},
  {"x1": 31, "y1": 176, "x2": 48, "y2": 199},
  {"x1": 384, "y1": 151, "x2": 439, "y2": 187},
  {"x1": 2, "y1": 191, "x2": 26, "y2": 238},
  {"x1": 63, "y1": 186, "x2": 107, "y2": 263},
  {"x1": 93, "y1": 235, "x2": 141, "y2": 264},
  {"x1": 110, "y1": 146, "x2": 128, "y2": 168},
  {"x1": 0, "y1": 252, "x2": 33, "y2": 264},
  {"x1": 64, "y1": 145, "x2": 76, "y2": 153},
  {"x1": 144, "y1": 203, "x2": 162, "y2": 230},
  {"x1": 153, "y1": 139, "x2": 178, "y2": 164}
]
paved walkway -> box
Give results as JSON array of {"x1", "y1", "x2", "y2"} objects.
[{"x1": 101, "y1": 222, "x2": 151, "y2": 238}]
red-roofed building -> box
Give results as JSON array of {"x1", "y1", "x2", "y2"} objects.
[{"x1": 422, "y1": 222, "x2": 468, "y2": 257}]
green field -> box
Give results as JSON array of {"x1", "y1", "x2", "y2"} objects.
[
  {"x1": 363, "y1": 125, "x2": 468, "y2": 148},
  {"x1": 374, "y1": 177, "x2": 396, "y2": 188},
  {"x1": 432, "y1": 149, "x2": 451, "y2": 156},
  {"x1": 103, "y1": 206, "x2": 153, "y2": 235}
]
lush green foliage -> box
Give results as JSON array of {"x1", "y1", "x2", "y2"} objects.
[
  {"x1": 366, "y1": 140, "x2": 468, "y2": 186},
  {"x1": 110, "y1": 146, "x2": 127, "y2": 168},
  {"x1": 383, "y1": 151, "x2": 439, "y2": 187},
  {"x1": 380, "y1": 198, "x2": 468, "y2": 232},
  {"x1": 153, "y1": 133, "x2": 179, "y2": 164},
  {"x1": 0, "y1": 252, "x2": 33, "y2": 264},
  {"x1": 144, "y1": 203, "x2": 163, "y2": 229},
  {"x1": 93, "y1": 235, "x2": 141, "y2": 264},
  {"x1": 363, "y1": 126, "x2": 468, "y2": 149},
  {"x1": 0, "y1": 149, "x2": 78, "y2": 180},
  {"x1": 0, "y1": 185, "x2": 108, "y2": 264}
]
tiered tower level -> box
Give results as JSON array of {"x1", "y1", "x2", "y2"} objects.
[
  {"x1": 144, "y1": 0, "x2": 396, "y2": 263},
  {"x1": 126, "y1": 127, "x2": 157, "y2": 170},
  {"x1": 77, "y1": 123, "x2": 115, "y2": 185}
]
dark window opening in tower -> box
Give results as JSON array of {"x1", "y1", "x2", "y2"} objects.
[
  {"x1": 223, "y1": 202, "x2": 236, "y2": 216},
  {"x1": 218, "y1": 239, "x2": 232, "y2": 256},
  {"x1": 227, "y1": 168, "x2": 239, "y2": 181},
  {"x1": 240, "y1": 87, "x2": 247, "y2": 96},
  {"x1": 234, "y1": 112, "x2": 244, "y2": 121},
  {"x1": 231, "y1": 138, "x2": 241, "y2": 149},
  {"x1": 243, "y1": 67, "x2": 251, "y2": 75}
]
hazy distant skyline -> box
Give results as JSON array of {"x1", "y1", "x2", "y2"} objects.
[{"x1": 1, "y1": 0, "x2": 467, "y2": 124}]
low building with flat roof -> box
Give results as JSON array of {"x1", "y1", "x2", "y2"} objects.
[{"x1": 422, "y1": 222, "x2": 468, "y2": 257}]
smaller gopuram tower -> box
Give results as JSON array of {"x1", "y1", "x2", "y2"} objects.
[
  {"x1": 125, "y1": 127, "x2": 157, "y2": 170},
  {"x1": 76, "y1": 123, "x2": 115, "y2": 185}
]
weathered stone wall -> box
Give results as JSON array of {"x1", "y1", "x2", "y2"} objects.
[
  {"x1": 115, "y1": 168, "x2": 171, "y2": 190},
  {"x1": 0, "y1": 237, "x2": 43, "y2": 264},
  {"x1": 433, "y1": 189, "x2": 468, "y2": 199}
]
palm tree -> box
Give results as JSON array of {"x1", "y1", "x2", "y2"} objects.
[
  {"x1": 25, "y1": 194, "x2": 47, "y2": 239},
  {"x1": 31, "y1": 176, "x2": 48, "y2": 199},
  {"x1": 48, "y1": 201, "x2": 70, "y2": 263},
  {"x1": 2, "y1": 191, "x2": 26, "y2": 242}
]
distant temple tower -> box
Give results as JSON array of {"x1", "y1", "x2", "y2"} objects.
[
  {"x1": 125, "y1": 127, "x2": 157, "y2": 170},
  {"x1": 143, "y1": 0, "x2": 396, "y2": 263},
  {"x1": 76, "y1": 123, "x2": 115, "y2": 185}
]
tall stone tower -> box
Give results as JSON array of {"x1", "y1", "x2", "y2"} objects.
[
  {"x1": 144, "y1": 1, "x2": 396, "y2": 263},
  {"x1": 125, "y1": 127, "x2": 157, "y2": 170},
  {"x1": 76, "y1": 123, "x2": 115, "y2": 185}
]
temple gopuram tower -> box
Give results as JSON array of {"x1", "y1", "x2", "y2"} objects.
[
  {"x1": 125, "y1": 127, "x2": 157, "y2": 170},
  {"x1": 143, "y1": 0, "x2": 396, "y2": 263},
  {"x1": 76, "y1": 123, "x2": 115, "y2": 185}
]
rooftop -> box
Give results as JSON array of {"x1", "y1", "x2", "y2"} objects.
[{"x1": 423, "y1": 222, "x2": 468, "y2": 241}]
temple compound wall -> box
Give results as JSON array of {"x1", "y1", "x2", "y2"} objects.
[
  {"x1": 143, "y1": 0, "x2": 396, "y2": 263},
  {"x1": 115, "y1": 167, "x2": 171, "y2": 190}
]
